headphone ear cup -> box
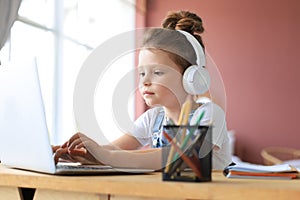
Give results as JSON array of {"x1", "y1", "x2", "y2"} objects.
[{"x1": 182, "y1": 65, "x2": 211, "y2": 95}]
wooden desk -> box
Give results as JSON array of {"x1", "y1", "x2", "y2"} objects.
[{"x1": 0, "y1": 165, "x2": 300, "y2": 200}]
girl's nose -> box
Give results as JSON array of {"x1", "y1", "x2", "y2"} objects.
[
  {"x1": 143, "y1": 79, "x2": 151, "y2": 86},
  {"x1": 141, "y1": 74, "x2": 152, "y2": 86}
]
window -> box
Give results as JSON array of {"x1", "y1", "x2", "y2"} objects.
[{"x1": 1, "y1": 0, "x2": 136, "y2": 144}]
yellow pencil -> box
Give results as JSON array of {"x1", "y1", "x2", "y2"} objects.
[
  {"x1": 179, "y1": 96, "x2": 193, "y2": 141},
  {"x1": 164, "y1": 95, "x2": 193, "y2": 173}
]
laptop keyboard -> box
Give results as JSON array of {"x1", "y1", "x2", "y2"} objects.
[{"x1": 56, "y1": 163, "x2": 113, "y2": 171}]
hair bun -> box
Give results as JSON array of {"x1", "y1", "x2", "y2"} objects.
[
  {"x1": 162, "y1": 10, "x2": 205, "y2": 50},
  {"x1": 162, "y1": 10, "x2": 204, "y2": 34}
]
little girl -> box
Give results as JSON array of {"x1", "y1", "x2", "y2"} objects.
[{"x1": 53, "y1": 11, "x2": 232, "y2": 170}]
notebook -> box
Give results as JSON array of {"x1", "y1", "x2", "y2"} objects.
[{"x1": 0, "y1": 59, "x2": 153, "y2": 175}]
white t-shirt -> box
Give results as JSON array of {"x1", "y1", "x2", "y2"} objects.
[{"x1": 131, "y1": 102, "x2": 232, "y2": 170}]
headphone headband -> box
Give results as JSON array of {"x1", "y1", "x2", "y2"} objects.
[
  {"x1": 176, "y1": 30, "x2": 206, "y2": 67},
  {"x1": 176, "y1": 30, "x2": 210, "y2": 95}
]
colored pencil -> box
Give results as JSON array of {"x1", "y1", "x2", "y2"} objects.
[
  {"x1": 164, "y1": 95, "x2": 192, "y2": 173},
  {"x1": 163, "y1": 131, "x2": 202, "y2": 179},
  {"x1": 172, "y1": 110, "x2": 205, "y2": 162}
]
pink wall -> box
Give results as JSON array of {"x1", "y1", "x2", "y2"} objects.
[{"x1": 139, "y1": 0, "x2": 300, "y2": 163}]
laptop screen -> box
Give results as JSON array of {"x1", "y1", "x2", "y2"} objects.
[{"x1": 0, "y1": 59, "x2": 57, "y2": 174}]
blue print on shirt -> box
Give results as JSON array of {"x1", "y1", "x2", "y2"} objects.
[{"x1": 151, "y1": 109, "x2": 195, "y2": 148}]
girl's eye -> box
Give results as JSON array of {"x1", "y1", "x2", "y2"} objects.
[
  {"x1": 154, "y1": 71, "x2": 164, "y2": 76},
  {"x1": 139, "y1": 71, "x2": 145, "y2": 77}
]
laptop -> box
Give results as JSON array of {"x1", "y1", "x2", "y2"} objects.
[{"x1": 0, "y1": 59, "x2": 153, "y2": 175}]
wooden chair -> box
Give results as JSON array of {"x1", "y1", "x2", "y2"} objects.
[{"x1": 261, "y1": 146, "x2": 300, "y2": 165}]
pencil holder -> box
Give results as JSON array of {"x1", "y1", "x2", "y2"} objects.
[{"x1": 162, "y1": 125, "x2": 212, "y2": 182}]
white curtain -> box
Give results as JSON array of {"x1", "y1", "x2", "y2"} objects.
[{"x1": 0, "y1": 0, "x2": 22, "y2": 51}]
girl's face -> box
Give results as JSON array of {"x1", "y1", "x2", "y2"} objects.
[{"x1": 138, "y1": 49, "x2": 187, "y2": 109}]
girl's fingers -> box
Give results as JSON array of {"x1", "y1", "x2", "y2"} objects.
[
  {"x1": 51, "y1": 145, "x2": 61, "y2": 153},
  {"x1": 69, "y1": 148, "x2": 87, "y2": 156},
  {"x1": 64, "y1": 132, "x2": 82, "y2": 147},
  {"x1": 53, "y1": 144, "x2": 100, "y2": 165},
  {"x1": 61, "y1": 141, "x2": 69, "y2": 148},
  {"x1": 53, "y1": 147, "x2": 86, "y2": 164},
  {"x1": 67, "y1": 134, "x2": 92, "y2": 150},
  {"x1": 67, "y1": 138, "x2": 85, "y2": 150},
  {"x1": 60, "y1": 133, "x2": 80, "y2": 148},
  {"x1": 53, "y1": 147, "x2": 69, "y2": 164},
  {"x1": 53, "y1": 133, "x2": 98, "y2": 165}
]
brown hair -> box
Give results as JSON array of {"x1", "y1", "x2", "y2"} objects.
[
  {"x1": 162, "y1": 10, "x2": 205, "y2": 50},
  {"x1": 140, "y1": 10, "x2": 205, "y2": 72}
]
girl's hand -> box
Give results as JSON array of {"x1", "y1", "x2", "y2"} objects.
[
  {"x1": 51, "y1": 145, "x2": 61, "y2": 153},
  {"x1": 53, "y1": 132, "x2": 103, "y2": 165}
]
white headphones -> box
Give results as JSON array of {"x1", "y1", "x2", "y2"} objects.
[{"x1": 177, "y1": 30, "x2": 210, "y2": 95}]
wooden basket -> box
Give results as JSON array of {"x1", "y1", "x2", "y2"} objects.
[{"x1": 261, "y1": 147, "x2": 300, "y2": 165}]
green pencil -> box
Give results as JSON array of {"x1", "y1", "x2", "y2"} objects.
[{"x1": 172, "y1": 110, "x2": 205, "y2": 162}]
